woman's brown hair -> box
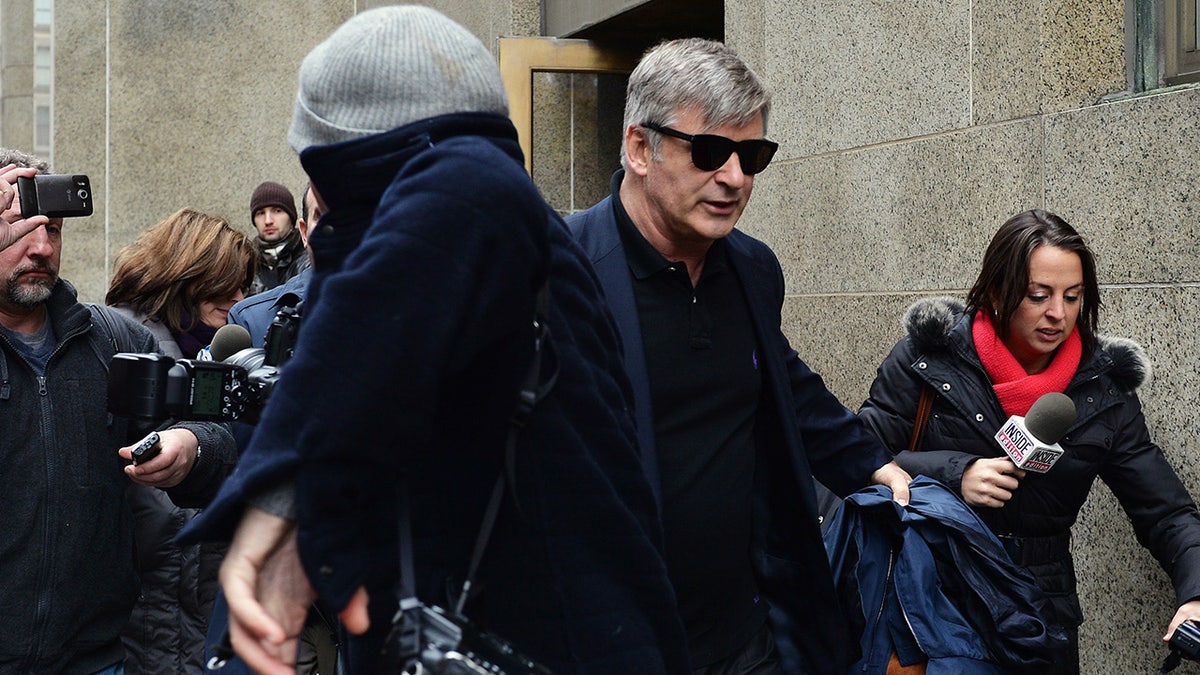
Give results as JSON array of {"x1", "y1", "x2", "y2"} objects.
[
  {"x1": 966, "y1": 209, "x2": 1101, "y2": 356},
  {"x1": 106, "y1": 208, "x2": 256, "y2": 333}
]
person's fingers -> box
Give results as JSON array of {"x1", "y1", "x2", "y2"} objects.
[
  {"x1": 339, "y1": 586, "x2": 372, "y2": 635},
  {"x1": 228, "y1": 619, "x2": 294, "y2": 675},
  {"x1": 222, "y1": 560, "x2": 293, "y2": 675},
  {"x1": 221, "y1": 557, "x2": 288, "y2": 644},
  {"x1": 218, "y1": 509, "x2": 307, "y2": 675}
]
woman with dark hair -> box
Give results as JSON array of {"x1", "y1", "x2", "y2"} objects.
[
  {"x1": 105, "y1": 208, "x2": 255, "y2": 674},
  {"x1": 858, "y1": 209, "x2": 1200, "y2": 673}
]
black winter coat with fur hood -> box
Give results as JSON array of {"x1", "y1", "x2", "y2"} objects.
[{"x1": 858, "y1": 297, "x2": 1200, "y2": 629}]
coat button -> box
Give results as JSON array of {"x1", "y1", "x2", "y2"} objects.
[
  {"x1": 918, "y1": 362, "x2": 928, "y2": 370},
  {"x1": 942, "y1": 383, "x2": 952, "y2": 391},
  {"x1": 1087, "y1": 396, "x2": 1094, "y2": 403},
  {"x1": 975, "y1": 414, "x2": 984, "y2": 422}
]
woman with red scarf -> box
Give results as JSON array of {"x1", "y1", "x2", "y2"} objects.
[{"x1": 858, "y1": 209, "x2": 1200, "y2": 673}]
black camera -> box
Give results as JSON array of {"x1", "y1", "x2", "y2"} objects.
[
  {"x1": 106, "y1": 306, "x2": 299, "y2": 424},
  {"x1": 18, "y1": 174, "x2": 93, "y2": 218},
  {"x1": 1171, "y1": 621, "x2": 1200, "y2": 660},
  {"x1": 378, "y1": 600, "x2": 552, "y2": 675}
]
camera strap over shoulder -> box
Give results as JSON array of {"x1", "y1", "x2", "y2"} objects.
[
  {"x1": 85, "y1": 304, "x2": 143, "y2": 363},
  {"x1": 383, "y1": 279, "x2": 559, "y2": 665},
  {"x1": 460, "y1": 279, "x2": 557, "y2": 605}
]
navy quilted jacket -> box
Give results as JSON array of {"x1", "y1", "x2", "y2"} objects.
[{"x1": 824, "y1": 476, "x2": 1068, "y2": 673}]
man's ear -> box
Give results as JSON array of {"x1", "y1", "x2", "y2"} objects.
[
  {"x1": 297, "y1": 217, "x2": 311, "y2": 248},
  {"x1": 624, "y1": 124, "x2": 652, "y2": 177}
]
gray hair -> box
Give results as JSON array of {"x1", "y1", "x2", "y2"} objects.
[
  {"x1": 0, "y1": 148, "x2": 49, "y2": 173},
  {"x1": 621, "y1": 38, "x2": 771, "y2": 170}
]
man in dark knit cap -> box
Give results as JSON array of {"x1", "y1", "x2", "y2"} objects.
[
  {"x1": 249, "y1": 180, "x2": 309, "y2": 294},
  {"x1": 184, "y1": 5, "x2": 688, "y2": 674}
]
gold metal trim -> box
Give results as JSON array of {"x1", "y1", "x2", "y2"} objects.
[{"x1": 499, "y1": 37, "x2": 640, "y2": 174}]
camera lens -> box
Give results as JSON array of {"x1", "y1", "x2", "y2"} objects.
[{"x1": 78, "y1": 189, "x2": 89, "y2": 200}]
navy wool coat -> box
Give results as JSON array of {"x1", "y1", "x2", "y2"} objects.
[{"x1": 186, "y1": 115, "x2": 689, "y2": 674}]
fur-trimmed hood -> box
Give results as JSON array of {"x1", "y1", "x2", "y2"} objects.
[{"x1": 901, "y1": 296, "x2": 1151, "y2": 393}]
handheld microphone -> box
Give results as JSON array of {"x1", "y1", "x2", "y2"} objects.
[
  {"x1": 209, "y1": 324, "x2": 253, "y2": 362},
  {"x1": 994, "y1": 393, "x2": 1076, "y2": 473}
]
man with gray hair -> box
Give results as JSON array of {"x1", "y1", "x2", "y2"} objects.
[
  {"x1": 0, "y1": 148, "x2": 236, "y2": 673},
  {"x1": 185, "y1": 6, "x2": 689, "y2": 674},
  {"x1": 0, "y1": 150, "x2": 50, "y2": 251},
  {"x1": 566, "y1": 39, "x2": 911, "y2": 674}
]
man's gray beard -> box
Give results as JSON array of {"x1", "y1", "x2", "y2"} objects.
[{"x1": 5, "y1": 275, "x2": 55, "y2": 308}]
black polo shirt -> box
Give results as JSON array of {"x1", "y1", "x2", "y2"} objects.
[{"x1": 611, "y1": 191, "x2": 766, "y2": 667}]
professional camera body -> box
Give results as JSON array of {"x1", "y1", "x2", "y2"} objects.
[
  {"x1": 106, "y1": 305, "x2": 300, "y2": 424},
  {"x1": 378, "y1": 599, "x2": 553, "y2": 675}
]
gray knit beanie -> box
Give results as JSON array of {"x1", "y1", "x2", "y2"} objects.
[{"x1": 288, "y1": 5, "x2": 509, "y2": 153}]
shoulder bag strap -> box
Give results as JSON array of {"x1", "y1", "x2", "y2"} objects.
[
  {"x1": 87, "y1": 304, "x2": 142, "y2": 353},
  {"x1": 907, "y1": 382, "x2": 936, "y2": 452}
]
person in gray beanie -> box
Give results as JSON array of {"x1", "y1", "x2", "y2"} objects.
[{"x1": 185, "y1": 6, "x2": 689, "y2": 674}]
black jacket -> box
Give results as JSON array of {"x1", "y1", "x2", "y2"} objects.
[
  {"x1": 252, "y1": 227, "x2": 310, "y2": 295},
  {"x1": 104, "y1": 307, "x2": 234, "y2": 675},
  {"x1": 0, "y1": 281, "x2": 234, "y2": 673},
  {"x1": 567, "y1": 182, "x2": 894, "y2": 674},
  {"x1": 858, "y1": 297, "x2": 1200, "y2": 628}
]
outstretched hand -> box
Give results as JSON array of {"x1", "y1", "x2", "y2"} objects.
[
  {"x1": 0, "y1": 164, "x2": 49, "y2": 251},
  {"x1": 119, "y1": 428, "x2": 200, "y2": 488},
  {"x1": 220, "y1": 506, "x2": 317, "y2": 675},
  {"x1": 1164, "y1": 599, "x2": 1200, "y2": 644}
]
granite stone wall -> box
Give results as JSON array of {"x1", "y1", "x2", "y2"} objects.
[
  {"x1": 731, "y1": 2, "x2": 1200, "y2": 672},
  {"x1": 18, "y1": 0, "x2": 1200, "y2": 671},
  {"x1": 42, "y1": 0, "x2": 537, "y2": 302}
]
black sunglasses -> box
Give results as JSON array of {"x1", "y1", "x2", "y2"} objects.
[{"x1": 641, "y1": 121, "x2": 779, "y2": 175}]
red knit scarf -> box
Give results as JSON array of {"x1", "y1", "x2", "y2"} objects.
[{"x1": 972, "y1": 310, "x2": 1081, "y2": 417}]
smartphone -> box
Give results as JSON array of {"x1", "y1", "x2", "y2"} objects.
[
  {"x1": 130, "y1": 431, "x2": 162, "y2": 465},
  {"x1": 17, "y1": 174, "x2": 93, "y2": 219}
]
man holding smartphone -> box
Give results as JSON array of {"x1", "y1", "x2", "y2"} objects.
[
  {"x1": 0, "y1": 161, "x2": 47, "y2": 251},
  {"x1": 0, "y1": 148, "x2": 237, "y2": 674}
]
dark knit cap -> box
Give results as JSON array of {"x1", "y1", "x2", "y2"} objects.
[{"x1": 249, "y1": 181, "x2": 298, "y2": 225}]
